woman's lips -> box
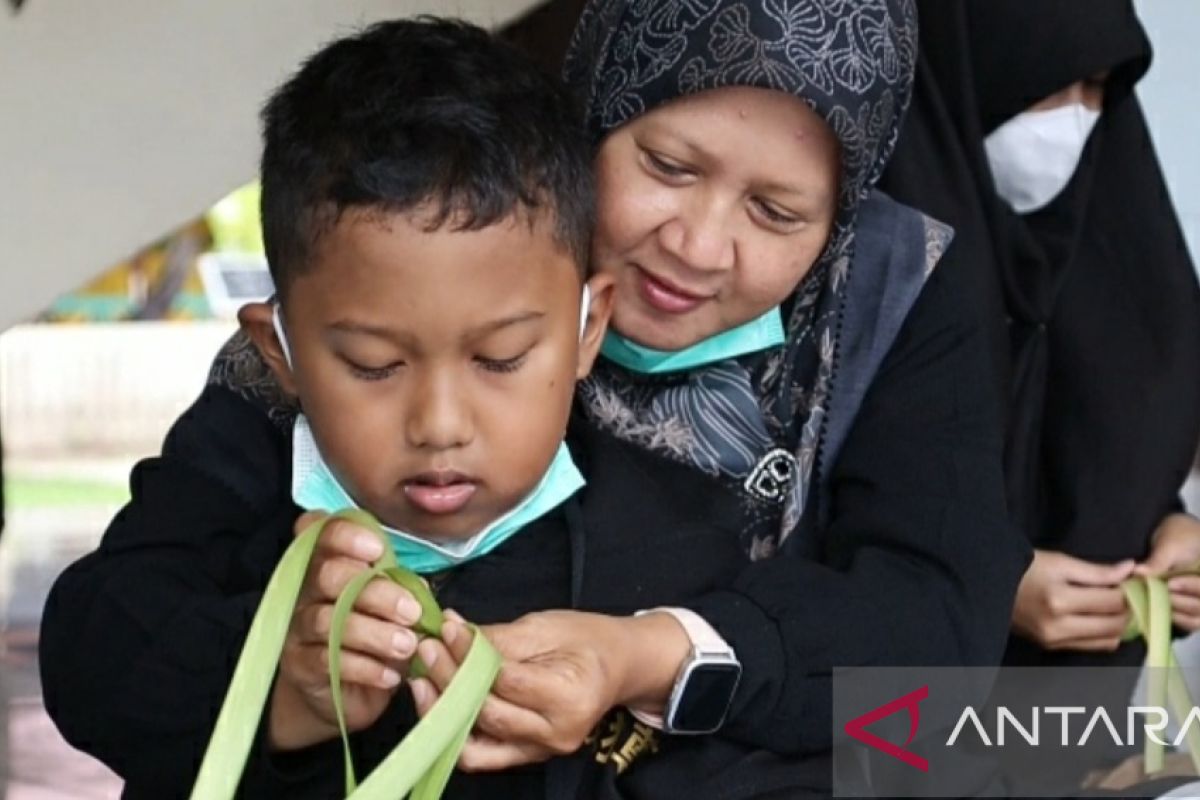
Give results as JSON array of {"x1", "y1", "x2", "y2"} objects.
[
  {"x1": 404, "y1": 478, "x2": 477, "y2": 515},
  {"x1": 636, "y1": 268, "x2": 711, "y2": 315}
]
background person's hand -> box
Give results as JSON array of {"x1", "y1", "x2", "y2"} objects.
[
  {"x1": 410, "y1": 609, "x2": 691, "y2": 771},
  {"x1": 1135, "y1": 512, "x2": 1200, "y2": 632},
  {"x1": 1012, "y1": 549, "x2": 1134, "y2": 652},
  {"x1": 269, "y1": 511, "x2": 425, "y2": 750}
]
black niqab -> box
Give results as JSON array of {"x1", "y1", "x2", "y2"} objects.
[{"x1": 880, "y1": 0, "x2": 1200, "y2": 666}]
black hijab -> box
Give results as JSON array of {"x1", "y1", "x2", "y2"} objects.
[{"x1": 880, "y1": 0, "x2": 1200, "y2": 662}]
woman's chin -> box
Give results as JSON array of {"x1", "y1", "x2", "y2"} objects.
[{"x1": 611, "y1": 307, "x2": 715, "y2": 353}]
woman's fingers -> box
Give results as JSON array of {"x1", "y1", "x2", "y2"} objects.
[
  {"x1": 457, "y1": 736, "x2": 555, "y2": 773},
  {"x1": 472, "y1": 692, "x2": 556, "y2": 745},
  {"x1": 416, "y1": 618, "x2": 561, "y2": 749},
  {"x1": 408, "y1": 681, "x2": 554, "y2": 773}
]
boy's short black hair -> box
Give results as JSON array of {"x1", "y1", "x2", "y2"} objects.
[{"x1": 261, "y1": 16, "x2": 594, "y2": 298}]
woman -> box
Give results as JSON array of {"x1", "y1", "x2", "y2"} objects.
[
  {"x1": 880, "y1": 0, "x2": 1200, "y2": 667},
  {"x1": 402, "y1": 0, "x2": 1026, "y2": 794},
  {"x1": 44, "y1": 1, "x2": 1029, "y2": 797}
]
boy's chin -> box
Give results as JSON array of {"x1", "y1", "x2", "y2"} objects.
[{"x1": 381, "y1": 507, "x2": 497, "y2": 542}]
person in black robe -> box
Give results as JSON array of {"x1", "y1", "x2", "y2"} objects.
[{"x1": 881, "y1": 0, "x2": 1200, "y2": 668}]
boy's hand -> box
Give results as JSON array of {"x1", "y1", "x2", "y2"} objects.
[
  {"x1": 268, "y1": 511, "x2": 426, "y2": 750},
  {"x1": 1135, "y1": 513, "x2": 1200, "y2": 632},
  {"x1": 1012, "y1": 549, "x2": 1134, "y2": 652}
]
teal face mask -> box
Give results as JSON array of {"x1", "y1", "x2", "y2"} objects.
[
  {"x1": 291, "y1": 415, "x2": 585, "y2": 574},
  {"x1": 600, "y1": 307, "x2": 785, "y2": 374}
]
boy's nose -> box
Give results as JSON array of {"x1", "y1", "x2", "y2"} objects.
[{"x1": 405, "y1": 372, "x2": 473, "y2": 451}]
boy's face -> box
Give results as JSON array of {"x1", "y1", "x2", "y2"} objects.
[{"x1": 246, "y1": 209, "x2": 611, "y2": 540}]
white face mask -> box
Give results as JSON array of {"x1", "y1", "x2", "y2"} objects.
[{"x1": 983, "y1": 102, "x2": 1102, "y2": 215}]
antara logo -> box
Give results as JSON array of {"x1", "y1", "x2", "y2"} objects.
[{"x1": 844, "y1": 685, "x2": 930, "y2": 772}]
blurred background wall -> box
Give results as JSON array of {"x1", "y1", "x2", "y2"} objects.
[
  {"x1": 0, "y1": 0, "x2": 546, "y2": 330},
  {"x1": 1134, "y1": 0, "x2": 1200, "y2": 267}
]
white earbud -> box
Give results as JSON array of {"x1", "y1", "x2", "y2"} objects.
[
  {"x1": 271, "y1": 304, "x2": 294, "y2": 370},
  {"x1": 579, "y1": 284, "x2": 591, "y2": 341}
]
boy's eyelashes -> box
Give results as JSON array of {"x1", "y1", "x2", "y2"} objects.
[
  {"x1": 346, "y1": 358, "x2": 403, "y2": 381},
  {"x1": 341, "y1": 350, "x2": 532, "y2": 381},
  {"x1": 474, "y1": 352, "x2": 528, "y2": 374}
]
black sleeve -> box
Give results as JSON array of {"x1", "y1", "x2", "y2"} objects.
[
  {"x1": 37, "y1": 385, "x2": 349, "y2": 798},
  {"x1": 685, "y1": 257, "x2": 1032, "y2": 755}
]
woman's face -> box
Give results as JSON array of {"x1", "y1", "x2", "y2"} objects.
[{"x1": 592, "y1": 85, "x2": 840, "y2": 351}]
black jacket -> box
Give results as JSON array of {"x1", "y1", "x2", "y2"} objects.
[{"x1": 40, "y1": 254, "x2": 1028, "y2": 799}]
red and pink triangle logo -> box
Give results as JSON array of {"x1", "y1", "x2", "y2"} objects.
[{"x1": 844, "y1": 685, "x2": 930, "y2": 772}]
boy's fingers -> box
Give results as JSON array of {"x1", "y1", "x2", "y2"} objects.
[
  {"x1": 317, "y1": 517, "x2": 385, "y2": 562},
  {"x1": 293, "y1": 510, "x2": 328, "y2": 537},
  {"x1": 355, "y1": 580, "x2": 424, "y2": 626},
  {"x1": 301, "y1": 645, "x2": 402, "y2": 691},
  {"x1": 311, "y1": 556, "x2": 372, "y2": 601},
  {"x1": 296, "y1": 604, "x2": 417, "y2": 661}
]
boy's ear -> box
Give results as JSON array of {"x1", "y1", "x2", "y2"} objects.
[
  {"x1": 576, "y1": 273, "x2": 616, "y2": 380},
  {"x1": 238, "y1": 301, "x2": 299, "y2": 397}
]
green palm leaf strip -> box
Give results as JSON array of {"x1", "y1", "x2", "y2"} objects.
[
  {"x1": 190, "y1": 509, "x2": 500, "y2": 800},
  {"x1": 1121, "y1": 560, "x2": 1200, "y2": 775}
]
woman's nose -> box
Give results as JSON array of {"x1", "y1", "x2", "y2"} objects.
[{"x1": 657, "y1": 194, "x2": 736, "y2": 274}]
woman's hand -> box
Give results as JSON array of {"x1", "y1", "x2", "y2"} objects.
[
  {"x1": 269, "y1": 511, "x2": 425, "y2": 751},
  {"x1": 410, "y1": 609, "x2": 691, "y2": 771},
  {"x1": 1012, "y1": 549, "x2": 1134, "y2": 652},
  {"x1": 1135, "y1": 512, "x2": 1200, "y2": 632}
]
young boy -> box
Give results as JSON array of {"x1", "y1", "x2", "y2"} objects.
[{"x1": 40, "y1": 18, "x2": 746, "y2": 799}]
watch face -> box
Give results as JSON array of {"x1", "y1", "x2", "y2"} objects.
[{"x1": 671, "y1": 661, "x2": 742, "y2": 734}]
